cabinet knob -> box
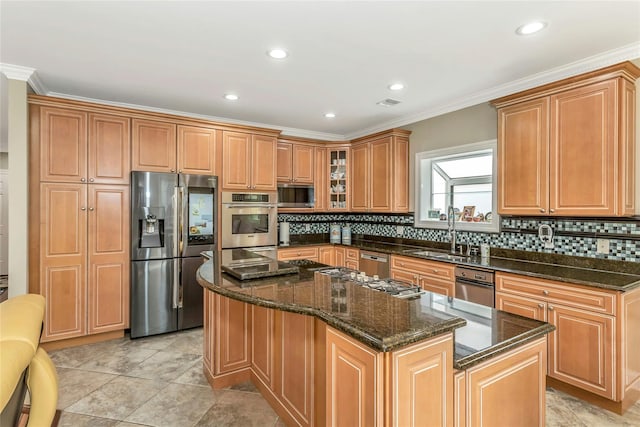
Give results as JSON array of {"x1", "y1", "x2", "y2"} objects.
[
  {"x1": 540, "y1": 209, "x2": 545, "y2": 213},
  {"x1": 170, "y1": 169, "x2": 175, "y2": 173},
  {"x1": 548, "y1": 305, "x2": 555, "y2": 311},
  {"x1": 81, "y1": 178, "x2": 86, "y2": 182},
  {"x1": 179, "y1": 170, "x2": 182, "y2": 173},
  {"x1": 81, "y1": 207, "x2": 86, "y2": 211},
  {"x1": 549, "y1": 209, "x2": 555, "y2": 213},
  {"x1": 89, "y1": 207, "x2": 94, "y2": 211},
  {"x1": 432, "y1": 269, "x2": 438, "y2": 273},
  {"x1": 414, "y1": 275, "x2": 418, "y2": 282},
  {"x1": 538, "y1": 303, "x2": 545, "y2": 308},
  {"x1": 247, "y1": 185, "x2": 251, "y2": 189},
  {"x1": 542, "y1": 290, "x2": 549, "y2": 295},
  {"x1": 89, "y1": 178, "x2": 94, "y2": 182}
]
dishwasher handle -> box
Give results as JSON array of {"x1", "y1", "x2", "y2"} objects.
[{"x1": 360, "y1": 253, "x2": 388, "y2": 262}]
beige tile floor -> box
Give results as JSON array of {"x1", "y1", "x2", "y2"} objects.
[{"x1": 49, "y1": 328, "x2": 640, "y2": 426}]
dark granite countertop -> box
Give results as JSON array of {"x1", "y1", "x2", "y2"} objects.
[
  {"x1": 197, "y1": 254, "x2": 553, "y2": 369},
  {"x1": 283, "y1": 235, "x2": 640, "y2": 292}
]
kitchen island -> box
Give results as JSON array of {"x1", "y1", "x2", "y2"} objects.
[{"x1": 197, "y1": 255, "x2": 553, "y2": 426}]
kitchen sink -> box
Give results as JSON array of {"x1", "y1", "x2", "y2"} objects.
[{"x1": 408, "y1": 250, "x2": 467, "y2": 262}]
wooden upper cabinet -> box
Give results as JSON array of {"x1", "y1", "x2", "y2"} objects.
[
  {"x1": 222, "y1": 131, "x2": 251, "y2": 190},
  {"x1": 370, "y1": 138, "x2": 392, "y2": 211},
  {"x1": 40, "y1": 107, "x2": 88, "y2": 183},
  {"x1": 89, "y1": 114, "x2": 131, "y2": 184},
  {"x1": 493, "y1": 61, "x2": 640, "y2": 217},
  {"x1": 277, "y1": 142, "x2": 315, "y2": 184},
  {"x1": 497, "y1": 98, "x2": 549, "y2": 215},
  {"x1": 252, "y1": 135, "x2": 277, "y2": 191},
  {"x1": 550, "y1": 80, "x2": 616, "y2": 215},
  {"x1": 132, "y1": 119, "x2": 177, "y2": 172},
  {"x1": 276, "y1": 142, "x2": 293, "y2": 182},
  {"x1": 349, "y1": 130, "x2": 410, "y2": 213},
  {"x1": 177, "y1": 125, "x2": 219, "y2": 175},
  {"x1": 350, "y1": 143, "x2": 369, "y2": 211},
  {"x1": 292, "y1": 144, "x2": 314, "y2": 183},
  {"x1": 223, "y1": 131, "x2": 276, "y2": 191}
]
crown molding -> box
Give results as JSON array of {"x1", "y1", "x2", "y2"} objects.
[
  {"x1": 46, "y1": 91, "x2": 346, "y2": 141},
  {"x1": 0, "y1": 63, "x2": 35, "y2": 81},
  {"x1": 344, "y1": 41, "x2": 640, "y2": 139}
]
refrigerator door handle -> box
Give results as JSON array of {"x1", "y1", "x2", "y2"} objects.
[
  {"x1": 178, "y1": 186, "x2": 185, "y2": 256},
  {"x1": 173, "y1": 259, "x2": 181, "y2": 309},
  {"x1": 172, "y1": 186, "x2": 180, "y2": 257}
]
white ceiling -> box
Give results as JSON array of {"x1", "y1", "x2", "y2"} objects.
[{"x1": 1, "y1": 1, "x2": 640, "y2": 141}]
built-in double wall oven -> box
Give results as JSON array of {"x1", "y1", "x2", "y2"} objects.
[{"x1": 221, "y1": 192, "x2": 278, "y2": 250}]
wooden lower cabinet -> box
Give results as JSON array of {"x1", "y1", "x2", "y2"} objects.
[
  {"x1": 461, "y1": 337, "x2": 547, "y2": 427},
  {"x1": 279, "y1": 312, "x2": 315, "y2": 426},
  {"x1": 39, "y1": 182, "x2": 129, "y2": 342},
  {"x1": 391, "y1": 255, "x2": 455, "y2": 297},
  {"x1": 251, "y1": 305, "x2": 275, "y2": 389},
  {"x1": 318, "y1": 246, "x2": 335, "y2": 266},
  {"x1": 345, "y1": 248, "x2": 359, "y2": 270},
  {"x1": 278, "y1": 246, "x2": 320, "y2": 261},
  {"x1": 335, "y1": 247, "x2": 346, "y2": 267},
  {"x1": 326, "y1": 326, "x2": 383, "y2": 426},
  {"x1": 390, "y1": 333, "x2": 454, "y2": 427},
  {"x1": 496, "y1": 272, "x2": 627, "y2": 404},
  {"x1": 204, "y1": 292, "x2": 550, "y2": 426},
  {"x1": 548, "y1": 304, "x2": 614, "y2": 398}
]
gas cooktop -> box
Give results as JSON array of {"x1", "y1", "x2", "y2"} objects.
[{"x1": 318, "y1": 268, "x2": 424, "y2": 299}]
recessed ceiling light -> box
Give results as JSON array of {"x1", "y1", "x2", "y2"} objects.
[
  {"x1": 324, "y1": 112, "x2": 336, "y2": 118},
  {"x1": 224, "y1": 94, "x2": 238, "y2": 101},
  {"x1": 388, "y1": 83, "x2": 404, "y2": 91},
  {"x1": 516, "y1": 21, "x2": 547, "y2": 35},
  {"x1": 267, "y1": 48, "x2": 288, "y2": 59}
]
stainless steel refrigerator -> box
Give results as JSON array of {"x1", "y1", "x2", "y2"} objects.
[{"x1": 130, "y1": 172, "x2": 217, "y2": 338}]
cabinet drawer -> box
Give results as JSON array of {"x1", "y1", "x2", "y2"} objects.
[
  {"x1": 391, "y1": 255, "x2": 454, "y2": 281},
  {"x1": 496, "y1": 273, "x2": 615, "y2": 315},
  {"x1": 345, "y1": 248, "x2": 359, "y2": 261},
  {"x1": 278, "y1": 247, "x2": 319, "y2": 261}
]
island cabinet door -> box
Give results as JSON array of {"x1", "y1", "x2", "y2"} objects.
[
  {"x1": 251, "y1": 305, "x2": 275, "y2": 390},
  {"x1": 326, "y1": 327, "x2": 383, "y2": 427},
  {"x1": 390, "y1": 333, "x2": 453, "y2": 427},
  {"x1": 277, "y1": 311, "x2": 315, "y2": 427},
  {"x1": 466, "y1": 337, "x2": 547, "y2": 427},
  {"x1": 215, "y1": 294, "x2": 251, "y2": 374}
]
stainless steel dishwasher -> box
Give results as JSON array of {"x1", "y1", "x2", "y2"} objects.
[{"x1": 359, "y1": 251, "x2": 390, "y2": 278}]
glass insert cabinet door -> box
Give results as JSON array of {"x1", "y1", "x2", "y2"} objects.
[{"x1": 328, "y1": 149, "x2": 348, "y2": 210}]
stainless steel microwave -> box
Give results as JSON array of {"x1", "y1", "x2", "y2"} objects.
[{"x1": 277, "y1": 184, "x2": 315, "y2": 208}]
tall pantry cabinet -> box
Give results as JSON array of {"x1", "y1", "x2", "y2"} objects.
[{"x1": 29, "y1": 99, "x2": 131, "y2": 343}]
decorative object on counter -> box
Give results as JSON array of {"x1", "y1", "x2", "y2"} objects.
[
  {"x1": 329, "y1": 223, "x2": 341, "y2": 243},
  {"x1": 341, "y1": 224, "x2": 351, "y2": 245},
  {"x1": 279, "y1": 221, "x2": 290, "y2": 246},
  {"x1": 480, "y1": 243, "x2": 490, "y2": 258},
  {"x1": 462, "y1": 205, "x2": 475, "y2": 221}
]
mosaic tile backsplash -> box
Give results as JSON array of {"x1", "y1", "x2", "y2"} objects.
[{"x1": 278, "y1": 213, "x2": 640, "y2": 262}]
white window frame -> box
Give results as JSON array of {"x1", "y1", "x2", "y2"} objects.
[{"x1": 414, "y1": 139, "x2": 499, "y2": 233}]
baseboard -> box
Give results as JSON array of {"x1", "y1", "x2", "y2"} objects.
[{"x1": 40, "y1": 330, "x2": 124, "y2": 352}]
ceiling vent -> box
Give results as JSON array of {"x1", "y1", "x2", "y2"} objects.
[{"x1": 376, "y1": 98, "x2": 401, "y2": 107}]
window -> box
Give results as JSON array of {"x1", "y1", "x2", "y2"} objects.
[{"x1": 415, "y1": 140, "x2": 498, "y2": 233}]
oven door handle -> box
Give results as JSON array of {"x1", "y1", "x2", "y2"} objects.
[
  {"x1": 224, "y1": 204, "x2": 276, "y2": 209},
  {"x1": 455, "y1": 278, "x2": 494, "y2": 288}
]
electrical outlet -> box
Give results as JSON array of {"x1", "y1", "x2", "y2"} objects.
[
  {"x1": 596, "y1": 238, "x2": 610, "y2": 254},
  {"x1": 305, "y1": 224, "x2": 311, "y2": 232},
  {"x1": 396, "y1": 225, "x2": 404, "y2": 236}
]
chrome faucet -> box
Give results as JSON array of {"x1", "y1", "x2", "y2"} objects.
[{"x1": 447, "y1": 205, "x2": 456, "y2": 253}]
